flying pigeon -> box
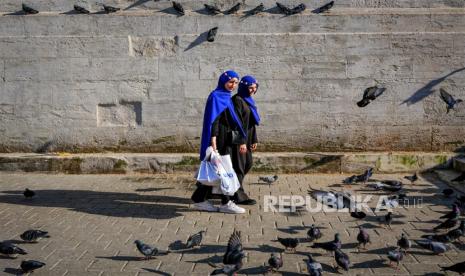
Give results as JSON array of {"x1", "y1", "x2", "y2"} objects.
[
  {"x1": 0, "y1": 242, "x2": 27, "y2": 256},
  {"x1": 204, "y1": 4, "x2": 221, "y2": 14},
  {"x1": 247, "y1": 3, "x2": 264, "y2": 15},
  {"x1": 186, "y1": 230, "x2": 205, "y2": 248},
  {"x1": 277, "y1": 237, "x2": 299, "y2": 252},
  {"x1": 172, "y1": 1, "x2": 185, "y2": 15},
  {"x1": 21, "y1": 260, "x2": 45, "y2": 273},
  {"x1": 259, "y1": 175, "x2": 278, "y2": 184},
  {"x1": 357, "y1": 226, "x2": 370, "y2": 250},
  {"x1": 207, "y1": 27, "x2": 218, "y2": 42},
  {"x1": 74, "y1": 5, "x2": 90, "y2": 14},
  {"x1": 267, "y1": 253, "x2": 283, "y2": 272},
  {"x1": 397, "y1": 233, "x2": 411, "y2": 252},
  {"x1": 307, "y1": 224, "x2": 322, "y2": 242},
  {"x1": 210, "y1": 262, "x2": 243, "y2": 275},
  {"x1": 415, "y1": 240, "x2": 449, "y2": 254},
  {"x1": 440, "y1": 88, "x2": 462, "y2": 113},
  {"x1": 134, "y1": 240, "x2": 168, "y2": 260},
  {"x1": 103, "y1": 5, "x2": 120, "y2": 13},
  {"x1": 312, "y1": 1, "x2": 334, "y2": 14},
  {"x1": 22, "y1": 4, "x2": 38, "y2": 14},
  {"x1": 404, "y1": 173, "x2": 418, "y2": 184},
  {"x1": 23, "y1": 188, "x2": 35, "y2": 199},
  {"x1": 311, "y1": 233, "x2": 341, "y2": 253},
  {"x1": 306, "y1": 254, "x2": 322, "y2": 276},
  {"x1": 20, "y1": 230, "x2": 50, "y2": 243},
  {"x1": 357, "y1": 86, "x2": 386, "y2": 107},
  {"x1": 224, "y1": 3, "x2": 241, "y2": 14},
  {"x1": 441, "y1": 261, "x2": 465, "y2": 275},
  {"x1": 387, "y1": 249, "x2": 403, "y2": 270},
  {"x1": 334, "y1": 248, "x2": 350, "y2": 272}
]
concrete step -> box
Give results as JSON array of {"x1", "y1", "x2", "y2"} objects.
[
  {"x1": 0, "y1": 151, "x2": 457, "y2": 174},
  {"x1": 434, "y1": 169, "x2": 465, "y2": 194},
  {"x1": 453, "y1": 156, "x2": 465, "y2": 172}
]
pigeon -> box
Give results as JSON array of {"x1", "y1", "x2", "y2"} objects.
[
  {"x1": 378, "y1": 212, "x2": 393, "y2": 228},
  {"x1": 443, "y1": 188, "x2": 454, "y2": 198},
  {"x1": 334, "y1": 248, "x2": 350, "y2": 271},
  {"x1": 343, "y1": 175, "x2": 357, "y2": 184},
  {"x1": 415, "y1": 240, "x2": 449, "y2": 254},
  {"x1": 246, "y1": 3, "x2": 265, "y2": 15},
  {"x1": 23, "y1": 188, "x2": 35, "y2": 199},
  {"x1": 204, "y1": 4, "x2": 221, "y2": 14},
  {"x1": 434, "y1": 217, "x2": 458, "y2": 232},
  {"x1": 357, "y1": 226, "x2": 370, "y2": 250},
  {"x1": 186, "y1": 230, "x2": 205, "y2": 248},
  {"x1": 22, "y1": 4, "x2": 39, "y2": 14},
  {"x1": 306, "y1": 254, "x2": 322, "y2": 276},
  {"x1": 0, "y1": 242, "x2": 27, "y2": 256},
  {"x1": 441, "y1": 261, "x2": 465, "y2": 275},
  {"x1": 277, "y1": 237, "x2": 299, "y2": 252},
  {"x1": 312, "y1": 1, "x2": 334, "y2": 14},
  {"x1": 440, "y1": 88, "x2": 462, "y2": 113},
  {"x1": 308, "y1": 188, "x2": 354, "y2": 210},
  {"x1": 307, "y1": 224, "x2": 322, "y2": 242},
  {"x1": 350, "y1": 211, "x2": 367, "y2": 219},
  {"x1": 368, "y1": 182, "x2": 403, "y2": 192},
  {"x1": 21, "y1": 260, "x2": 45, "y2": 273},
  {"x1": 357, "y1": 86, "x2": 386, "y2": 107},
  {"x1": 452, "y1": 172, "x2": 465, "y2": 182},
  {"x1": 20, "y1": 230, "x2": 50, "y2": 243},
  {"x1": 210, "y1": 262, "x2": 243, "y2": 276},
  {"x1": 380, "y1": 195, "x2": 400, "y2": 209},
  {"x1": 404, "y1": 173, "x2": 418, "y2": 184},
  {"x1": 134, "y1": 240, "x2": 168, "y2": 260},
  {"x1": 224, "y1": 3, "x2": 241, "y2": 14},
  {"x1": 74, "y1": 5, "x2": 90, "y2": 14},
  {"x1": 290, "y1": 3, "x2": 306, "y2": 14},
  {"x1": 259, "y1": 175, "x2": 278, "y2": 184},
  {"x1": 311, "y1": 233, "x2": 341, "y2": 253},
  {"x1": 381, "y1": 180, "x2": 403, "y2": 187},
  {"x1": 267, "y1": 253, "x2": 283, "y2": 272},
  {"x1": 440, "y1": 204, "x2": 460, "y2": 220},
  {"x1": 422, "y1": 232, "x2": 453, "y2": 243},
  {"x1": 387, "y1": 249, "x2": 403, "y2": 270},
  {"x1": 103, "y1": 5, "x2": 120, "y2": 13},
  {"x1": 276, "y1": 2, "x2": 293, "y2": 15},
  {"x1": 207, "y1": 27, "x2": 218, "y2": 42},
  {"x1": 397, "y1": 233, "x2": 411, "y2": 252},
  {"x1": 172, "y1": 1, "x2": 185, "y2": 15}
]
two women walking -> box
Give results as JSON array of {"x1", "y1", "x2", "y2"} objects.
[{"x1": 191, "y1": 70, "x2": 260, "y2": 214}]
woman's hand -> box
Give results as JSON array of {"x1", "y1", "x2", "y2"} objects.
[
  {"x1": 239, "y1": 144, "x2": 247, "y2": 154},
  {"x1": 211, "y1": 136, "x2": 217, "y2": 152},
  {"x1": 251, "y1": 143, "x2": 257, "y2": 151}
]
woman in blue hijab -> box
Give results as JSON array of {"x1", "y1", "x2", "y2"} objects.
[
  {"x1": 191, "y1": 70, "x2": 247, "y2": 214},
  {"x1": 230, "y1": 75, "x2": 261, "y2": 205}
]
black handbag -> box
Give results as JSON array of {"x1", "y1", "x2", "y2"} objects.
[{"x1": 229, "y1": 130, "x2": 243, "y2": 145}]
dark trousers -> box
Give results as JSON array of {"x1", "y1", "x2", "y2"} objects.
[
  {"x1": 191, "y1": 182, "x2": 230, "y2": 205},
  {"x1": 231, "y1": 146, "x2": 253, "y2": 202}
]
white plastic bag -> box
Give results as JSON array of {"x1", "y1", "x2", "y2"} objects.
[
  {"x1": 210, "y1": 151, "x2": 240, "y2": 196},
  {"x1": 195, "y1": 147, "x2": 221, "y2": 186}
]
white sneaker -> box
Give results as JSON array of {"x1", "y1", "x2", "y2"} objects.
[
  {"x1": 192, "y1": 201, "x2": 218, "y2": 212},
  {"x1": 218, "y1": 201, "x2": 246, "y2": 214}
]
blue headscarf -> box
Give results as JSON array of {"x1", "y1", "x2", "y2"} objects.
[
  {"x1": 238, "y1": 75, "x2": 260, "y2": 126},
  {"x1": 199, "y1": 70, "x2": 246, "y2": 160}
]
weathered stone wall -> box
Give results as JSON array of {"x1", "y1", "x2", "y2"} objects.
[{"x1": 0, "y1": 1, "x2": 464, "y2": 153}]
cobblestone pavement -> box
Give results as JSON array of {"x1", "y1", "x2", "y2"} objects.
[{"x1": 0, "y1": 172, "x2": 462, "y2": 275}]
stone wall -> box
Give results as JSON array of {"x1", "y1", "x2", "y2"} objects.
[{"x1": 0, "y1": 1, "x2": 464, "y2": 153}]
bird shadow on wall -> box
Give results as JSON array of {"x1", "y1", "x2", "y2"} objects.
[
  {"x1": 401, "y1": 67, "x2": 465, "y2": 106},
  {"x1": 184, "y1": 30, "x2": 210, "y2": 52}
]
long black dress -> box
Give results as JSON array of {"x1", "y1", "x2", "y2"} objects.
[
  {"x1": 231, "y1": 94, "x2": 258, "y2": 202},
  {"x1": 191, "y1": 108, "x2": 240, "y2": 204}
]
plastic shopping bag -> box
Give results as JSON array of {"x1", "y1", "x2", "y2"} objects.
[
  {"x1": 195, "y1": 147, "x2": 221, "y2": 186},
  {"x1": 210, "y1": 151, "x2": 240, "y2": 196}
]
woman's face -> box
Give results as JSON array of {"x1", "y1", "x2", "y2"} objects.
[
  {"x1": 248, "y1": 83, "x2": 257, "y2": 96},
  {"x1": 224, "y1": 78, "x2": 239, "y2": 92}
]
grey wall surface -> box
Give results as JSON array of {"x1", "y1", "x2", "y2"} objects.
[{"x1": 0, "y1": 1, "x2": 464, "y2": 153}]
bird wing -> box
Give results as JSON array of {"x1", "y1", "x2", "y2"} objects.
[{"x1": 440, "y1": 88, "x2": 454, "y2": 105}]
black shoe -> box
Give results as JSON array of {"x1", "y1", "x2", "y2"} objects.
[{"x1": 235, "y1": 199, "x2": 257, "y2": 205}]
